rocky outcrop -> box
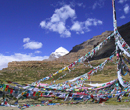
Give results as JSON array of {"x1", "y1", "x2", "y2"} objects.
[
  {"x1": 56, "y1": 31, "x2": 113, "y2": 62},
  {"x1": 93, "y1": 22, "x2": 130, "y2": 60}
]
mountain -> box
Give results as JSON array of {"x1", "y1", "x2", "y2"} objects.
[
  {"x1": 55, "y1": 21, "x2": 130, "y2": 63},
  {"x1": 48, "y1": 47, "x2": 69, "y2": 61}
]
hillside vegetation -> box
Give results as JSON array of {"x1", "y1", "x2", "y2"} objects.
[{"x1": 1, "y1": 56, "x2": 130, "y2": 85}]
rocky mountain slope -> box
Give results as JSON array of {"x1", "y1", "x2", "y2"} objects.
[{"x1": 56, "y1": 21, "x2": 130, "y2": 63}]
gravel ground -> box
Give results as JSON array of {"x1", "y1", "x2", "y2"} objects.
[{"x1": 0, "y1": 104, "x2": 130, "y2": 110}]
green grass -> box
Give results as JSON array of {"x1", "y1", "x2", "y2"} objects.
[{"x1": 105, "y1": 97, "x2": 130, "y2": 106}]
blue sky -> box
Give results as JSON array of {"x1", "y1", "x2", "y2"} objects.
[{"x1": 0, "y1": 0, "x2": 130, "y2": 70}]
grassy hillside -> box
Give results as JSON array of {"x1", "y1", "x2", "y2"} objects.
[{"x1": 0, "y1": 56, "x2": 130, "y2": 85}]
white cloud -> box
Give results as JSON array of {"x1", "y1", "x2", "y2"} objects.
[
  {"x1": 63, "y1": 30, "x2": 71, "y2": 37},
  {"x1": 94, "y1": 20, "x2": 103, "y2": 26},
  {"x1": 70, "y1": 2, "x2": 85, "y2": 8},
  {"x1": 35, "y1": 51, "x2": 42, "y2": 54},
  {"x1": 85, "y1": 18, "x2": 103, "y2": 27},
  {"x1": 40, "y1": 21, "x2": 46, "y2": 28},
  {"x1": 71, "y1": 21, "x2": 83, "y2": 31},
  {"x1": 0, "y1": 53, "x2": 49, "y2": 70},
  {"x1": 40, "y1": 5, "x2": 75, "y2": 37},
  {"x1": 23, "y1": 37, "x2": 30, "y2": 43},
  {"x1": 77, "y1": 3, "x2": 83, "y2": 7},
  {"x1": 57, "y1": 1, "x2": 85, "y2": 8},
  {"x1": 47, "y1": 22, "x2": 66, "y2": 34},
  {"x1": 40, "y1": 5, "x2": 103, "y2": 37},
  {"x1": 120, "y1": 15, "x2": 126, "y2": 19},
  {"x1": 118, "y1": 0, "x2": 128, "y2": 4},
  {"x1": 84, "y1": 18, "x2": 103, "y2": 32},
  {"x1": 23, "y1": 38, "x2": 43, "y2": 50},
  {"x1": 55, "y1": 5, "x2": 76, "y2": 21},
  {"x1": 92, "y1": 0, "x2": 105, "y2": 9},
  {"x1": 51, "y1": 14, "x2": 60, "y2": 22},
  {"x1": 70, "y1": 18, "x2": 103, "y2": 34},
  {"x1": 85, "y1": 20, "x2": 92, "y2": 27},
  {"x1": 55, "y1": 1, "x2": 66, "y2": 7},
  {"x1": 57, "y1": 22, "x2": 66, "y2": 33},
  {"x1": 124, "y1": 4, "x2": 130, "y2": 14},
  {"x1": 23, "y1": 41, "x2": 43, "y2": 49},
  {"x1": 93, "y1": 2, "x2": 98, "y2": 9}
]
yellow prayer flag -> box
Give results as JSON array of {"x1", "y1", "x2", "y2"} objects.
[
  {"x1": 64, "y1": 67, "x2": 68, "y2": 71},
  {"x1": 58, "y1": 70, "x2": 62, "y2": 73},
  {"x1": 75, "y1": 89, "x2": 79, "y2": 91},
  {"x1": 53, "y1": 73, "x2": 57, "y2": 76}
]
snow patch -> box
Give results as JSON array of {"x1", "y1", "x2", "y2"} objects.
[{"x1": 49, "y1": 47, "x2": 69, "y2": 60}]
